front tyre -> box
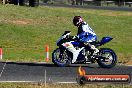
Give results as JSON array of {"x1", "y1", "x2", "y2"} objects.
[
  {"x1": 97, "y1": 48, "x2": 117, "y2": 68},
  {"x1": 52, "y1": 48, "x2": 71, "y2": 67}
]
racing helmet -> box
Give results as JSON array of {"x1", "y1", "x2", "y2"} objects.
[{"x1": 73, "y1": 16, "x2": 83, "y2": 26}]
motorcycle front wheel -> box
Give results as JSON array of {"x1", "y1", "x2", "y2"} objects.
[
  {"x1": 97, "y1": 48, "x2": 117, "y2": 68},
  {"x1": 52, "y1": 48, "x2": 71, "y2": 67}
]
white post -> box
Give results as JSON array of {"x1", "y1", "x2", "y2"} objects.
[
  {"x1": 18, "y1": 0, "x2": 19, "y2": 6},
  {"x1": 3, "y1": 0, "x2": 6, "y2": 4},
  {"x1": 123, "y1": 0, "x2": 125, "y2": 6}
]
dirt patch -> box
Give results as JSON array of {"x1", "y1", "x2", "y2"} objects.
[
  {"x1": 11, "y1": 19, "x2": 33, "y2": 25},
  {"x1": 118, "y1": 53, "x2": 132, "y2": 65},
  {"x1": 12, "y1": 20, "x2": 29, "y2": 25},
  {"x1": 100, "y1": 12, "x2": 132, "y2": 17},
  {"x1": 1, "y1": 18, "x2": 51, "y2": 25},
  {"x1": 101, "y1": 12, "x2": 118, "y2": 16},
  {"x1": 125, "y1": 61, "x2": 132, "y2": 65},
  {"x1": 6, "y1": 19, "x2": 33, "y2": 25}
]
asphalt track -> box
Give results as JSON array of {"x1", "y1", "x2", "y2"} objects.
[
  {"x1": 41, "y1": 3, "x2": 132, "y2": 12},
  {"x1": 0, "y1": 62, "x2": 131, "y2": 85},
  {"x1": 0, "y1": 3, "x2": 131, "y2": 85}
]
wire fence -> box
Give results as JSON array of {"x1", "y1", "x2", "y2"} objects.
[
  {"x1": 0, "y1": 0, "x2": 132, "y2": 7},
  {"x1": 40, "y1": 0, "x2": 132, "y2": 7}
]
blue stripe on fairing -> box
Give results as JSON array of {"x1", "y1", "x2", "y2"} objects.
[{"x1": 71, "y1": 41, "x2": 80, "y2": 46}]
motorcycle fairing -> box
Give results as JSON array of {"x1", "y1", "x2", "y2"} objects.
[
  {"x1": 62, "y1": 41, "x2": 84, "y2": 63},
  {"x1": 100, "y1": 37, "x2": 113, "y2": 45}
]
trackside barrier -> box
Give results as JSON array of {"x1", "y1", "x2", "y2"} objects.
[
  {"x1": 45, "y1": 45, "x2": 49, "y2": 62},
  {"x1": 0, "y1": 48, "x2": 2, "y2": 59}
]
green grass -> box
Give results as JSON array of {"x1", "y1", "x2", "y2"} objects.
[
  {"x1": 0, "y1": 83, "x2": 131, "y2": 88},
  {"x1": 0, "y1": 4, "x2": 132, "y2": 63}
]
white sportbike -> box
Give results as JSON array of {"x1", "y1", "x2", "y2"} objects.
[{"x1": 52, "y1": 31, "x2": 117, "y2": 68}]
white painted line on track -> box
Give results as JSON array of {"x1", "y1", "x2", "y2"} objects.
[
  {"x1": 0, "y1": 60, "x2": 7, "y2": 78},
  {"x1": 56, "y1": 82, "x2": 77, "y2": 84},
  {"x1": 0, "y1": 81, "x2": 77, "y2": 83},
  {"x1": 0, "y1": 81, "x2": 36, "y2": 83},
  {"x1": 0, "y1": 61, "x2": 132, "y2": 67},
  {"x1": 126, "y1": 65, "x2": 132, "y2": 66}
]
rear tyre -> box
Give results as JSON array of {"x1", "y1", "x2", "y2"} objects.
[
  {"x1": 52, "y1": 48, "x2": 71, "y2": 67},
  {"x1": 97, "y1": 48, "x2": 117, "y2": 68}
]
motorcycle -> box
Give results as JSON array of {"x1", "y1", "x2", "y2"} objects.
[{"x1": 52, "y1": 31, "x2": 117, "y2": 68}]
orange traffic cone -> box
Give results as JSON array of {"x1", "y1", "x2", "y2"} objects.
[
  {"x1": 0, "y1": 48, "x2": 2, "y2": 59},
  {"x1": 45, "y1": 45, "x2": 49, "y2": 62}
]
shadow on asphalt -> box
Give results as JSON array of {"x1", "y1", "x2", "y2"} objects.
[
  {"x1": 0, "y1": 62, "x2": 100, "y2": 68},
  {"x1": 0, "y1": 62, "x2": 56, "y2": 67}
]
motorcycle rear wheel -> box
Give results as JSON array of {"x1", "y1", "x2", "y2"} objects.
[{"x1": 97, "y1": 48, "x2": 117, "y2": 68}]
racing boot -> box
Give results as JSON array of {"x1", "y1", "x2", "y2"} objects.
[{"x1": 91, "y1": 45, "x2": 99, "y2": 55}]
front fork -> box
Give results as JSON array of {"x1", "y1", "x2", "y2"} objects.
[
  {"x1": 59, "y1": 46, "x2": 66, "y2": 59},
  {"x1": 59, "y1": 46, "x2": 72, "y2": 61}
]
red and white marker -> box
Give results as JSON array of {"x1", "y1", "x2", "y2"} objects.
[
  {"x1": 0, "y1": 48, "x2": 3, "y2": 59},
  {"x1": 45, "y1": 45, "x2": 49, "y2": 62}
]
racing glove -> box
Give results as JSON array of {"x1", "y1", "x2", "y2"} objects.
[{"x1": 72, "y1": 36, "x2": 78, "y2": 40}]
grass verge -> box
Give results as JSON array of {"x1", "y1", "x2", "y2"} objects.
[
  {"x1": 0, "y1": 4, "x2": 131, "y2": 64},
  {"x1": 0, "y1": 83, "x2": 131, "y2": 88}
]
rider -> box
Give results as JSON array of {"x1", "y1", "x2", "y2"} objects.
[{"x1": 72, "y1": 16, "x2": 99, "y2": 62}]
